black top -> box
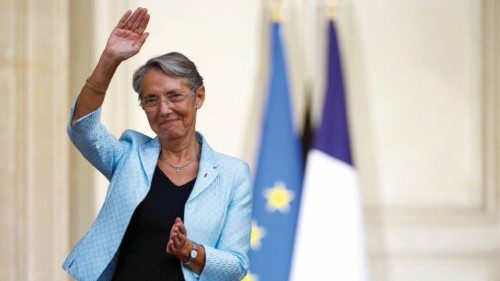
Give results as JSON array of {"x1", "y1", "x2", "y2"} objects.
[{"x1": 112, "y1": 166, "x2": 196, "y2": 281}]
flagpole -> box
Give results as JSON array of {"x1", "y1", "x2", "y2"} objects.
[
  {"x1": 325, "y1": 0, "x2": 339, "y2": 21},
  {"x1": 270, "y1": 0, "x2": 284, "y2": 22}
]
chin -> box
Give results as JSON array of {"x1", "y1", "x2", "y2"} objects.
[
  {"x1": 159, "y1": 128, "x2": 186, "y2": 141},
  {"x1": 156, "y1": 122, "x2": 179, "y2": 133}
]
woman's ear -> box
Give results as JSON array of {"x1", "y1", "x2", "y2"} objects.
[{"x1": 195, "y1": 85, "x2": 205, "y2": 109}]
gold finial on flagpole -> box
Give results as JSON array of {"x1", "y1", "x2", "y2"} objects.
[
  {"x1": 270, "y1": 0, "x2": 284, "y2": 22},
  {"x1": 326, "y1": 0, "x2": 339, "y2": 21}
]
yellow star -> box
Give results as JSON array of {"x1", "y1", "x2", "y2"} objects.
[
  {"x1": 250, "y1": 220, "x2": 265, "y2": 249},
  {"x1": 264, "y1": 181, "x2": 294, "y2": 213},
  {"x1": 242, "y1": 271, "x2": 258, "y2": 281}
]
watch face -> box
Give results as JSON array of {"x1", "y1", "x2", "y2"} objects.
[{"x1": 190, "y1": 249, "x2": 198, "y2": 259}]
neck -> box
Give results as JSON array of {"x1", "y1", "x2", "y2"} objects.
[{"x1": 159, "y1": 133, "x2": 199, "y2": 163}]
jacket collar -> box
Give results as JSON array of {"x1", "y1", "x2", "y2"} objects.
[{"x1": 138, "y1": 131, "x2": 219, "y2": 201}]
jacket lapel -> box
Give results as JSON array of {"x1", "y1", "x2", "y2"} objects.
[
  {"x1": 138, "y1": 137, "x2": 161, "y2": 186},
  {"x1": 188, "y1": 132, "x2": 219, "y2": 203}
]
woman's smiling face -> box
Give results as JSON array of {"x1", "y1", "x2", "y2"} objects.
[{"x1": 140, "y1": 68, "x2": 204, "y2": 142}]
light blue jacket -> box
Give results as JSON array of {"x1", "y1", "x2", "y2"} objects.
[{"x1": 62, "y1": 106, "x2": 252, "y2": 281}]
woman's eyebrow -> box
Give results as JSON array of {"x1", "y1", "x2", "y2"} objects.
[
  {"x1": 142, "y1": 92, "x2": 158, "y2": 98},
  {"x1": 165, "y1": 89, "x2": 183, "y2": 95}
]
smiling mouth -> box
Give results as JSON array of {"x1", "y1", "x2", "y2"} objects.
[{"x1": 160, "y1": 119, "x2": 179, "y2": 126}]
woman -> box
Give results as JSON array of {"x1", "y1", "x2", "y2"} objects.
[{"x1": 63, "y1": 7, "x2": 252, "y2": 281}]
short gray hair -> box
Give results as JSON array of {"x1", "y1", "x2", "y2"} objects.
[{"x1": 132, "y1": 52, "x2": 204, "y2": 96}]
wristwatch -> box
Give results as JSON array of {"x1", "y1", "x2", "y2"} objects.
[{"x1": 184, "y1": 241, "x2": 198, "y2": 265}]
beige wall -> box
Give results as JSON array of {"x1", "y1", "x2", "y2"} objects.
[
  {"x1": 0, "y1": 0, "x2": 498, "y2": 280},
  {"x1": 0, "y1": 0, "x2": 69, "y2": 280},
  {"x1": 344, "y1": 0, "x2": 500, "y2": 280}
]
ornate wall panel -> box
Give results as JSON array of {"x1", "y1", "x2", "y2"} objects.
[{"x1": 354, "y1": 0, "x2": 496, "y2": 219}]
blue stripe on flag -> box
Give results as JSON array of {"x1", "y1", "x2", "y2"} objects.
[{"x1": 314, "y1": 21, "x2": 352, "y2": 165}]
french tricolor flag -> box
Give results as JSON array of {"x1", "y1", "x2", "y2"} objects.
[{"x1": 290, "y1": 20, "x2": 369, "y2": 281}]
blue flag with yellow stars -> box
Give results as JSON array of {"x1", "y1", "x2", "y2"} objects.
[{"x1": 246, "y1": 21, "x2": 303, "y2": 281}]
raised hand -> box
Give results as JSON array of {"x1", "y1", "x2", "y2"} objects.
[
  {"x1": 104, "y1": 7, "x2": 150, "y2": 62},
  {"x1": 72, "y1": 7, "x2": 150, "y2": 123}
]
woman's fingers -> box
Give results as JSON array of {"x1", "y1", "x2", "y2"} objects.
[
  {"x1": 135, "y1": 13, "x2": 150, "y2": 35},
  {"x1": 124, "y1": 7, "x2": 143, "y2": 30},
  {"x1": 166, "y1": 240, "x2": 174, "y2": 254},
  {"x1": 170, "y1": 227, "x2": 183, "y2": 245},
  {"x1": 178, "y1": 222, "x2": 187, "y2": 235},
  {"x1": 170, "y1": 226, "x2": 180, "y2": 240},
  {"x1": 166, "y1": 218, "x2": 191, "y2": 258},
  {"x1": 116, "y1": 10, "x2": 132, "y2": 28},
  {"x1": 179, "y1": 230, "x2": 186, "y2": 240},
  {"x1": 176, "y1": 231, "x2": 186, "y2": 245},
  {"x1": 129, "y1": 8, "x2": 147, "y2": 33},
  {"x1": 116, "y1": 7, "x2": 149, "y2": 35},
  {"x1": 174, "y1": 217, "x2": 187, "y2": 235},
  {"x1": 173, "y1": 234, "x2": 183, "y2": 249}
]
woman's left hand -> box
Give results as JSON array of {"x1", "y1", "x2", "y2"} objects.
[{"x1": 166, "y1": 217, "x2": 190, "y2": 261}]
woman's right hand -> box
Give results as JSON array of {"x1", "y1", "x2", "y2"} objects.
[
  {"x1": 103, "y1": 7, "x2": 150, "y2": 62},
  {"x1": 71, "y1": 8, "x2": 150, "y2": 123}
]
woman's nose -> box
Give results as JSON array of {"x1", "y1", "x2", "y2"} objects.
[{"x1": 158, "y1": 100, "x2": 173, "y2": 113}]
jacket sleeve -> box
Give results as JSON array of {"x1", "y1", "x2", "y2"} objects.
[
  {"x1": 199, "y1": 163, "x2": 253, "y2": 281},
  {"x1": 67, "y1": 101, "x2": 126, "y2": 181}
]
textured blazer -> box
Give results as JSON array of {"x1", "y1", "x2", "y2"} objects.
[{"x1": 62, "y1": 106, "x2": 252, "y2": 281}]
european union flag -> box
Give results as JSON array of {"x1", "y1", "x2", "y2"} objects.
[{"x1": 247, "y1": 21, "x2": 303, "y2": 281}]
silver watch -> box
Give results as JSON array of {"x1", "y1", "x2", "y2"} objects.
[{"x1": 184, "y1": 242, "x2": 198, "y2": 265}]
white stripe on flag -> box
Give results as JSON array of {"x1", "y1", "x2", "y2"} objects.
[{"x1": 290, "y1": 149, "x2": 369, "y2": 281}]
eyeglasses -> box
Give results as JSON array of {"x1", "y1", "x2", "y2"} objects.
[{"x1": 139, "y1": 92, "x2": 193, "y2": 112}]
